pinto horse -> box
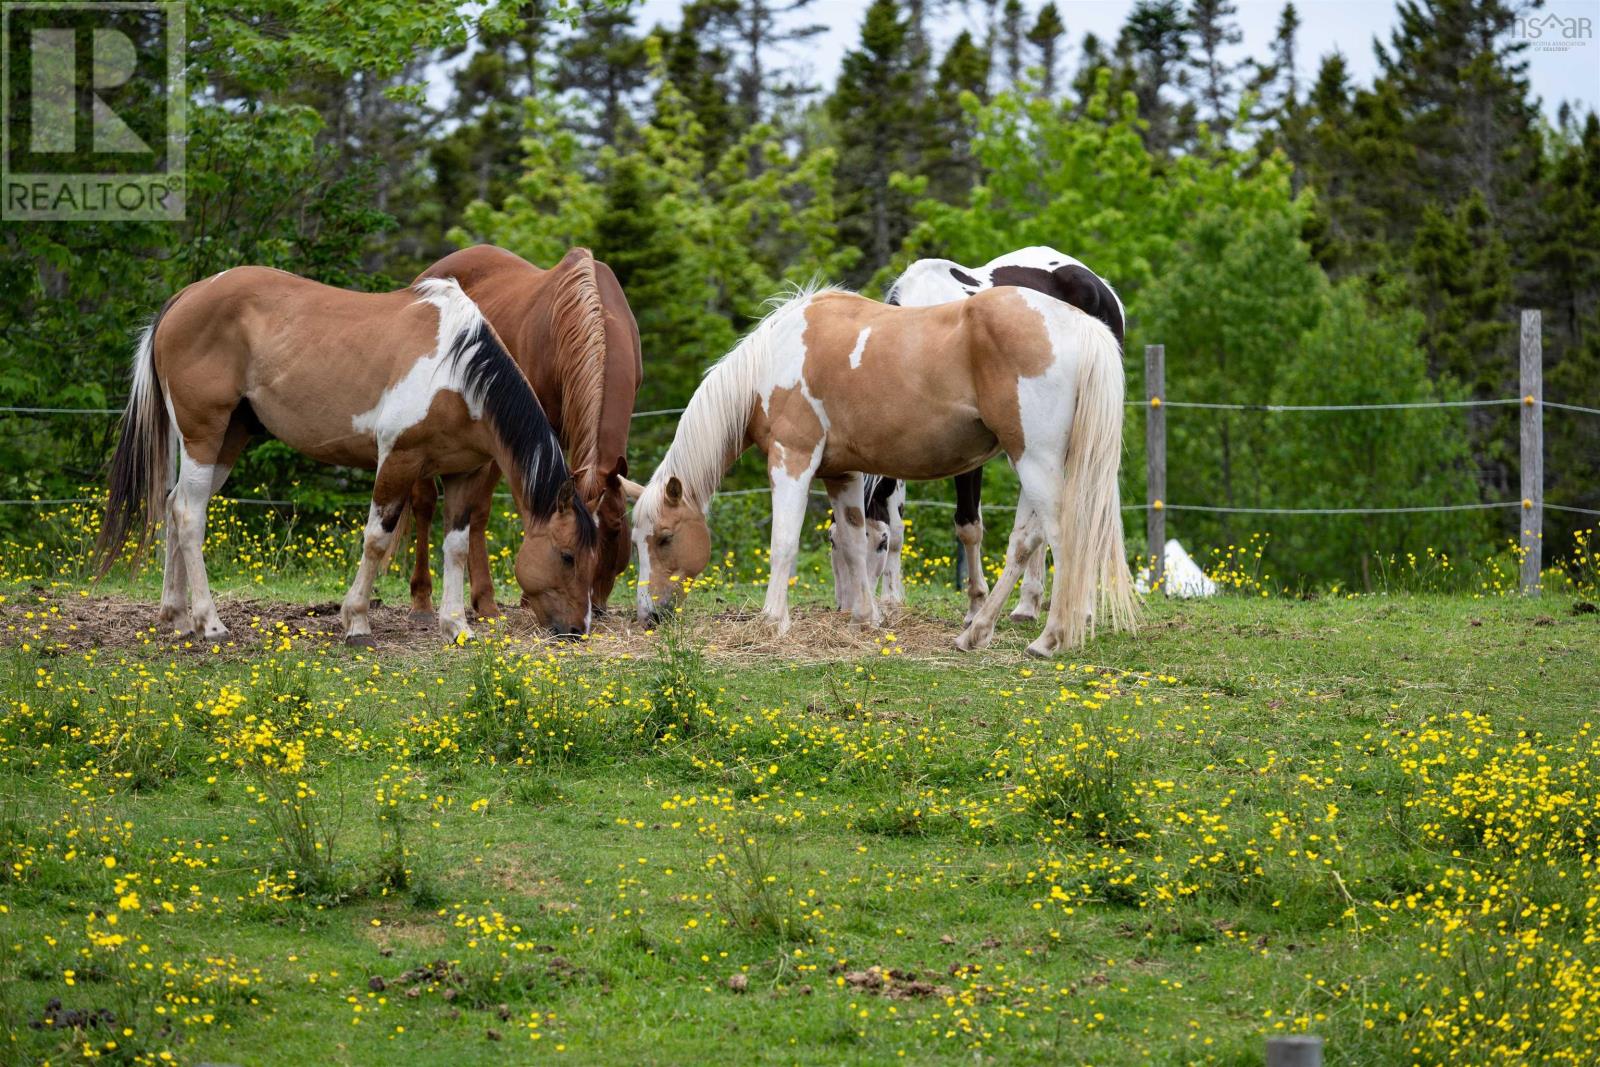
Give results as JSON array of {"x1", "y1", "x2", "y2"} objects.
[
  {"x1": 868, "y1": 247, "x2": 1126, "y2": 623},
  {"x1": 96, "y1": 267, "x2": 599, "y2": 644},
  {"x1": 404, "y1": 246, "x2": 641, "y2": 619},
  {"x1": 630, "y1": 284, "x2": 1137, "y2": 656}
]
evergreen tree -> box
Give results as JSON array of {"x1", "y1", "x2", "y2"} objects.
[
  {"x1": 428, "y1": 2, "x2": 550, "y2": 254},
  {"x1": 1121, "y1": 0, "x2": 1193, "y2": 156},
  {"x1": 1408, "y1": 191, "x2": 1517, "y2": 494},
  {"x1": 830, "y1": 0, "x2": 922, "y2": 282},
  {"x1": 656, "y1": 1, "x2": 740, "y2": 166},
  {"x1": 1027, "y1": 3, "x2": 1066, "y2": 99},
  {"x1": 1375, "y1": 0, "x2": 1539, "y2": 217},
  {"x1": 999, "y1": 0, "x2": 1027, "y2": 88},
  {"x1": 1271, "y1": 3, "x2": 1300, "y2": 106},
  {"x1": 700, "y1": 0, "x2": 828, "y2": 129},
  {"x1": 1185, "y1": 0, "x2": 1244, "y2": 128},
  {"x1": 924, "y1": 31, "x2": 990, "y2": 202},
  {"x1": 556, "y1": 0, "x2": 650, "y2": 145}
]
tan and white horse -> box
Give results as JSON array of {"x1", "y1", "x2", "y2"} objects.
[
  {"x1": 96, "y1": 267, "x2": 599, "y2": 644},
  {"x1": 630, "y1": 284, "x2": 1137, "y2": 656}
]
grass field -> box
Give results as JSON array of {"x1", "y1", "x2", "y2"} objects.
[{"x1": 2, "y1": 506, "x2": 1599, "y2": 1065}]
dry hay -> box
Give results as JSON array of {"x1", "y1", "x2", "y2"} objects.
[{"x1": 2, "y1": 588, "x2": 1036, "y2": 666}]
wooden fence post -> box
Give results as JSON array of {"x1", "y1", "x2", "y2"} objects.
[
  {"x1": 1146, "y1": 344, "x2": 1166, "y2": 592},
  {"x1": 1266, "y1": 1035, "x2": 1323, "y2": 1067},
  {"x1": 1520, "y1": 309, "x2": 1543, "y2": 596}
]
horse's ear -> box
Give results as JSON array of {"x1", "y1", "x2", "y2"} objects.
[
  {"x1": 612, "y1": 456, "x2": 629, "y2": 478},
  {"x1": 556, "y1": 478, "x2": 577, "y2": 511},
  {"x1": 619, "y1": 477, "x2": 646, "y2": 502},
  {"x1": 665, "y1": 476, "x2": 684, "y2": 506}
]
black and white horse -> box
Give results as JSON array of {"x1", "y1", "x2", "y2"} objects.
[{"x1": 843, "y1": 246, "x2": 1125, "y2": 622}]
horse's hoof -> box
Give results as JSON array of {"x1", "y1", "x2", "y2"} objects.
[
  {"x1": 200, "y1": 626, "x2": 229, "y2": 642},
  {"x1": 1010, "y1": 610, "x2": 1039, "y2": 624},
  {"x1": 440, "y1": 621, "x2": 474, "y2": 644},
  {"x1": 1024, "y1": 640, "x2": 1054, "y2": 660},
  {"x1": 955, "y1": 630, "x2": 984, "y2": 652},
  {"x1": 344, "y1": 633, "x2": 377, "y2": 649},
  {"x1": 473, "y1": 603, "x2": 501, "y2": 620}
]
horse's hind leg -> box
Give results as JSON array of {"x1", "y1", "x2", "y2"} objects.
[
  {"x1": 825, "y1": 474, "x2": 878, "y2": 628},
  {"x1": 880, "y1": 484, "x2": 906, "y2": 611},
  {"x1": 157, "y1": 491, "x2": 188, "y2": 629},
  {"x1": 956, "y1": 498, "x2": 1043, "y2": 652},
  {"x1": 408, "y1": 478, "x2": 437, "y2": 617},
  {"x1": 341, "y1": 454, "x2": 421, "y2": 647},
  {"x1": 1012, "y1": 543, "x2": 1047, "y2": 622},
  {"x1": 168, "y1": 411, "x2": 251, "y2": 640},
  {"x1": 953, "y1": 469, "x2": 987, "y2": 624}
]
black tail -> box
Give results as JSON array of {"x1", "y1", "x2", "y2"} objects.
[
  {"x1": 96, "y1": 298, "x2": 176, "y2": 576},
  {"x1": 446, "y1": 314, "x2": 597, "y2": 549}
]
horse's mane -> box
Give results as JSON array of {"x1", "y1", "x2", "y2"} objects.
[
  {"x1": 414, "y1": 278, "x2": 596, "y2": 546},
  {"x1": 547, "y1": 252, "x2": 609, "y2": 469},
  {"x1": 638, "y1": 281, "x2": 848, "y2": 523}
]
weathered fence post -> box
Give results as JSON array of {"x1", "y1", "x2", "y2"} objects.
[
  {"x1": 1520, "y1": 309, "x2": 1543, "y2": 596},
  {"x1": 1266, "y1": 1035, "x2": 1323, "y2": 1067},
  {"x1": 1146, "y1": 344, "x2": 1166, "y2": 592}
]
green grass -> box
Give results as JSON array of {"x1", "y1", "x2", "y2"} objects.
[{"x1": 2, "y1": 554, "x2": 1598, "y2": 1065}]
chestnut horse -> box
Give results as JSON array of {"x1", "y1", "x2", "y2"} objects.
[
  {"x1": 96, "y1": 267, "x2": 599, "y2": 644},
  {"x1": 862, "y1": 247, "x2": 1126, "y2": 623},
  {"x1": 630, "y1": 284, "x2": 1137, "y2": 657},
  {"x1": 404, "y1": 246, "x2": 641, "y2": 618}
]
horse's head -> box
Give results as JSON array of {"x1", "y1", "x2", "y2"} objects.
[
  {"x1": 578, "y1": 459, "x2": 633, "y2": 610},
  {"x1": 514, "y1": 478, "x2": 598, "y2": 637},
  {"x1": 629, "y1": 474, "x2": 711, "y2": 626}
]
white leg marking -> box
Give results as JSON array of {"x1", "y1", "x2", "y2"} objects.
[
  {"x1": 439, "y1": 527, "x2": 473, "y2": 642},
  {"x1": 171, "y1": 449, "x2": 227, "y2": 640},
  {"x1": 762, "y1": 458, "x2": 819, "y2": 635},
  {"x1": 341, "y1": 502, "x2": 394, "y2": 645}
]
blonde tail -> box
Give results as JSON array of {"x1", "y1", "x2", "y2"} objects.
[{"x1": 1053, "y1": 319, "x2": 1138, "y2": 648}]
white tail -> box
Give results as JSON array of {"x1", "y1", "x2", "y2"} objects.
[
  {"x1": 1052, "y1": 318, "x2": 1138, "y2": 648},
  {"x1": 97, "y1": 313, "x2": 177, "y2": 573}
]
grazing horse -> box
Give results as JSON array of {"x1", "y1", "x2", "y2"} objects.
[
  {"x1": 96, "y1": 267, "x2": 599, "y2": 644},
  {"x1": 630, "y1": 284, "x2": 1137, "y2": 656},
  {"x1": 865, "y1": 247, "x2": 1126, "y2": 623},
  {"x1": 405, "y1": 246, "x2": 641, "y2": 619}
]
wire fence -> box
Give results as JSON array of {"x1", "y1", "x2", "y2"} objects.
[{"x1": 3, "y1": 316, "x2": 1597, "y2": 577}]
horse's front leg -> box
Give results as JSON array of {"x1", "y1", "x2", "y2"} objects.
[
  {"x1": 761, "y1": 450, "x2": 819, "y2": 635},
  {"x1": 407, "y1": 477, "x2": 437, "y2": 618},
  {"x1": 342, "y1": 454, "x2": 421, "y2": 647},
  {"x1": 463, "y1": 463, "x2": 501, "y2": 619}
]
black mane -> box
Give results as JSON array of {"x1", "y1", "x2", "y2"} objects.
[{"x1": 446, "y1": 317, "x2": 597, "y2": 548}]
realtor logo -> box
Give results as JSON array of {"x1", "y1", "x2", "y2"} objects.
[{"x1": 2, "y1": 2, "x2": 185, "y2": 221}]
